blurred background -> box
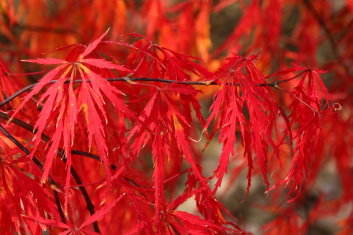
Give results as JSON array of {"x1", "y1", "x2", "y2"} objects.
[{"x1": 1, "y1": 0, "x2": 353, "y2": 234}]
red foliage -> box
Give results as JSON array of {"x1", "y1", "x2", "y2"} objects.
[{"x1": 0, "y1": 1, "x2": 352, "y2": 234}]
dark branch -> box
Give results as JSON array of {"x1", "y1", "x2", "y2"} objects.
[
  {"x1": 0, "y1": 114, "x2": 100, "y2": 233},
  {"x1": 0, "y1": 74, "x2": 296, "y2": 109},
  {"x1": 0, "y1": 124, "x2": 67, "y2": 224},
  {"x1": 0, "y1": 111, "x2": 157, "y2": 189},
  {"x1": 60, "y1": 157, "x2": 101, "y2": 233}
]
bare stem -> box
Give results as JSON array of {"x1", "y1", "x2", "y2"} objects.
[{"x1": 0, "y1": 72, "x2": 303, "y2": 109}]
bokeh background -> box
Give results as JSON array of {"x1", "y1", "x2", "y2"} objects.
[{"x1": 1, "y1": 0, "x2": 353, "y2": 234}]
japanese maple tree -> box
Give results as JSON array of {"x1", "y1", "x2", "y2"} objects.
[{"x1": 0, "y1": 0, "x2": 352, "y2": 234}]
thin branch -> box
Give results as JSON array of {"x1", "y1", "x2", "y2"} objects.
[
  {"x1": 0, "y1": 114, "x2": 100, "y2": 233},
  {"x1": 0, "y1": 111, "x2": 169, "y2": 189},
  {"x1": 0, "y1": 110, "x2": 147, "y2": 190},
  {"x1": 0, "y1": 83, "x2": 36, "y2": 108},
  {"x1": 0, "y1": 74, "x2": 292, "y2": 109},
  {"x1": 60, "y1": 157, "x2": 101, "y2": 233},
  {"x1": 0, "y1": 124, "x2": 67, "y2": 224},
  {"x1": 270, "y1": 69, "x2": 310, "y2": 85}
]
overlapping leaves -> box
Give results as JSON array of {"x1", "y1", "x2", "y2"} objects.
[
  {"x1": 9, "y1": 30, "x2": 133, "y2": 210},
  {"x1": 1, "y1": 31, "x2": 330, "y2": 234},
  {"x1": 204, "y1": 55, "x2": 279, "y2": 193}
]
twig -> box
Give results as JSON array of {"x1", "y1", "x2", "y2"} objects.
[
  {"x1": 272, "y1": 69, "x2": 310, "y2": 85},
  {"x1": 0, "y1": 111, "x2": 177, "y2": 190},
  {"x1": 0, "y1": 124, "x2": 67, "y2": 224},
  {"x1": 0, "y1": 115, "x2": 100, "y2": 233},
  {"x1": 0, "y1": 74, "x2": 297, "y2": 109},
  {"x1": 61, "y1": 157, "x2": 101, "y2": 233},
  {"x1": 0, "y1": 111, "x2": 147, "y2": 190}
]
